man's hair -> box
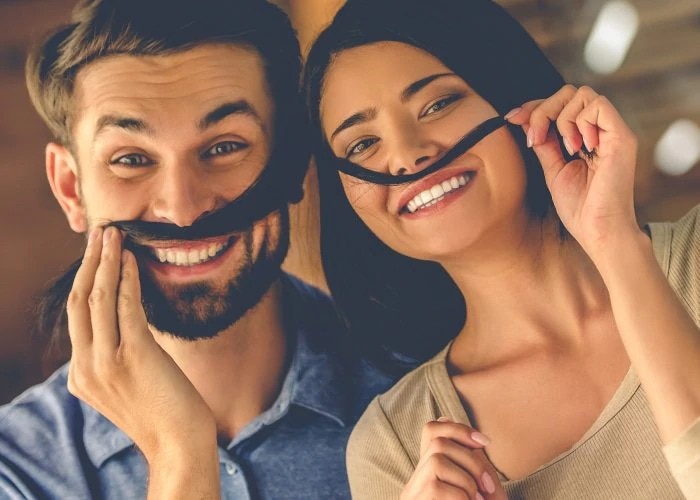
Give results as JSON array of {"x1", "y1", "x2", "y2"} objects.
[
  {"x1": 27, "y1": 0, "x2": 305, "y2": 154},
  {"x1": 303, "y1": 0, "x2": 566, "y2": 374},
  {"x1": 29, "y1": 0, "x2": 308, "y2": 361}
]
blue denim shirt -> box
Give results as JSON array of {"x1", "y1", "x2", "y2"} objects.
[{"x1": 0, "y1": 276, "x2": 395, "y2": 499}]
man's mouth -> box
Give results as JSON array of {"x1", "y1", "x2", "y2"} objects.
[
  {"x1": 141, "y1": 236, "x2": 235, "y2": 267},
  {"x1": 402, "y1": 172, "x2": 474, "y2": 214}
]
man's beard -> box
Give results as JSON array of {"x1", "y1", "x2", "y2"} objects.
[{"x1": 135, "y1": 212, "x2": 289, "y2": 341}]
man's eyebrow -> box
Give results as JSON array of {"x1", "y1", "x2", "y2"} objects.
[
  {"x1": 330, "y1": 108, "x2": 377, "y2": 142},
  {"x1": 400, "y1": 72, "x2": 456, "y2": 103},
  {"x1": 198, "y1": 100, "x2": 262, "y2": 131},
  {"x1": 94, "y1": 115, "x2": 154, "y2": 139}
]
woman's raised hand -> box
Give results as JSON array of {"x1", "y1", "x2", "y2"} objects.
[
  {"x1": 401, "y1": 418, "x2": 506, "y2": 500},
  {"x1": 506, "y1": 85, "x2": 642, "y2": 260},
  {"x1": 66, "y1": 226, "x2": 220, "y2": 498}
]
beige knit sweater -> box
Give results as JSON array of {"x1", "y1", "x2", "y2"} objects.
[{"x1": 347, "y1": 205, "x2": 700, "y2": 500}]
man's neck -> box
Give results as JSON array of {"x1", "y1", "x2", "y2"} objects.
[{"x1": 152, "y1": 280, "x2": 289, "y2": 441}]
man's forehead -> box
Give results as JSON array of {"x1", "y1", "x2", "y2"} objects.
[{"x1": 74, "y1": 44, "x2": 272, "y2": 125}]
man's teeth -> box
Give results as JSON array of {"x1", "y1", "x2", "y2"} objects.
[
  {"x1": 405, "y1": 174, "x2": 471, "y2": 213},
  {"x1": 153, "y1": 242, "x2": 227, "y2": 266}
]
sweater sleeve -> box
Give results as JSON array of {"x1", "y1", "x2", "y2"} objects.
[
  {"x1": 663, "y1": 416, "x2": 700, "y2": 499},
  {"x1": 346, "y1": 398, "x2": 415, "y2": 500},
  {"x1": 661, "y1": 204, "x2": 700, "y2": 498}
]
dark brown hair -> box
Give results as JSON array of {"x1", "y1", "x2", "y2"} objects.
[{"x1": 304, "y1": 0, "x2": 566, "y2": 373}]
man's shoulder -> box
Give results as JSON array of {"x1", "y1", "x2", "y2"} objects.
[
  {"x1": 282, "y1": 274, "x2": 398, "y2": 420},
  {"x1": 0, "y1": 364, "x2": 79, "y2": 438},
  {"x1": 283, "y1": 274, "x2": 340, "y2": 330},
  {"x1": 0, "y1": 365, "x2": 95, "y2": 497}
]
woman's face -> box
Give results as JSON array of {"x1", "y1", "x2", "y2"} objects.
[{"x1": 320, "y1": 42, "x2": 530, "y2": 262}]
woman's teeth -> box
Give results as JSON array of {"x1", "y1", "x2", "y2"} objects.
[
  {"x1": 405, "y1": 173, "x2": 471, "y2": 214},
  {"x1": 152, "y1": 241, "x2": 228, "y2": 266}
]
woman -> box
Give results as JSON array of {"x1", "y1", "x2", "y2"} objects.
[{"x1": 303, "y1": 0, "x2": 700, "y2": 498}]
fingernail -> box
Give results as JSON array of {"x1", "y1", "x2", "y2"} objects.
[
  {"x1": 103, "y1": 227, "x2": 114, "y2": 242},
  {"x1": 436, "y1": 416, "x2": 451, "y2": 422},
  {"x1": 476, "y1": 493, "x2": 485, "y2": 500},
  {"x1": 504, "y1": 107, "x2": 522, "y2": 120},
  {"x1": 482, "y1": 471, "x2": 496, "y2": 494},
  {"x1": 527, "y1": 128, "x2": 535, "y2": 148},
  {"x1": 471, "y1": 431, "x2": 491, "y2": 446},
  {"x1": 87, "y1": 228, "x2": 100, "y2": 246},
  {"x1": 562, "y1": 137, "x2": 574, "y2": 156}
]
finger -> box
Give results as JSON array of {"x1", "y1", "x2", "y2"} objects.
[
  {"x1": 503, "y1": 99, "x2": 542, "y2": 125},
  {"x1": 555, "y1": 99, "x2": 587, "y2": 156},
  {"x1": 530, "y1": 127, "x2": 576, "y2": 188},
  {"x1": 419, "y1": 438, "x2": 500, "y2": 495},
  {"x1": 576, "y1": 95, "x2": 633, "y2": 155},
  {"x1": 420, "y1": 420, "x2": 490, "y2": 456},
  {"x1": 117, "y1": 250, "x2": 151, "y2": 346},
  {"x1": 67, "y1": 227, "x2": 104, "y2": 348},
  {"x1": 414, "y1": 453, "x2": 479, "y2": 498},
  {"x1": 526, "y1": 85, "x2": 578, "y2": 147},
  {"x1": 89, "y1": 226, "x2": 123, "y2": 356}
]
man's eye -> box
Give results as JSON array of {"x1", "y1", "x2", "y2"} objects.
[
  {"x1": 346, "y1": 138, "x2": 379, "y2": 158},
  {"x1": 204, "y1": 141, "x2": 248, "y2": 158},
  {"x1": 111, "y1": 154, "x2": 152, "y2": 167},
  {"x1": 422, "y1": 94, "x2": 464, "y2": 117}
]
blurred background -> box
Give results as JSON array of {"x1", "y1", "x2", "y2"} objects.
[{"x1": 1, "y1": 0, "x2": 698, "y2": 404}]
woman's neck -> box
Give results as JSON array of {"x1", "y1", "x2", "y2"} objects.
[{"x1": 442, "y1": 217, "x2": 612, "y2": 371}]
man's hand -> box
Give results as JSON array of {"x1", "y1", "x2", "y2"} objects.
[
  {"x1": 66, "y1": 226, "x2": 220, "y2": 499},
  {"x1": 401, "y1": 418, "x2": 506, "y2": 500}
]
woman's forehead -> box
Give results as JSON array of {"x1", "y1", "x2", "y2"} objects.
[{"x1": 320, "y1": 42, "x2": 458, "y2": 125}]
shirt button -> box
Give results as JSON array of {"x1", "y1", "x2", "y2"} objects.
[{"x1": 225, "y1": 463, "x2": 238, "y2": 475}]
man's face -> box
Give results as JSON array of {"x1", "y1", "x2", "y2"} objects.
[{"x1": 54, "y1": 44, "x2": 288, "y2": 339}]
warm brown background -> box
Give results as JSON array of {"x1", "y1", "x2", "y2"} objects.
[{"x1": 1, "y1": 0, "x2": 698, "y2": 404}]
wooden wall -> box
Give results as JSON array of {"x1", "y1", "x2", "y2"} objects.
[{"x1": 1, "y1": 0, "x2": 698, "y2": 404}]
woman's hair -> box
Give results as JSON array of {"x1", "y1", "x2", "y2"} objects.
[{"x1": 303, "y1": 0, "x2": 566, "y2": 373}]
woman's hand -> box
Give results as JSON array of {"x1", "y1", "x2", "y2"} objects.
[
  {"x1": 66, "y1": 226, "x2": 220, "y2": 499},
  {"x1": 401, "y1": 418, "x2": 506, "y2": 500},
  {"x1": 506, "y1": 85, "x2": 642, "y2": 261}
]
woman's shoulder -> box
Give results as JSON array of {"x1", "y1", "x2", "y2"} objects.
[
  {"x1": 348, "y1": 349, "x2": 448, "y2": 457},
  {"x1": 346, "y1": 351, "x2": 449, "y2": 497},
  {"x1": 648, "y1": 203, "x2": 700, "y2": 323}
]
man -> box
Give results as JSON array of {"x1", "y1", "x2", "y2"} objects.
[{"x1": 0, "y1": 0, "x2": 394, "y2": 498}]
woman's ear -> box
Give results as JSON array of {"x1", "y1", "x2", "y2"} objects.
[{"x1": 45, "y1": 142, "x2": 87, "y2": 233}]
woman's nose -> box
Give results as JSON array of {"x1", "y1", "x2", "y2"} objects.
[{"x1": 387, "y1": 127, "x2": 442, "y2": 176}]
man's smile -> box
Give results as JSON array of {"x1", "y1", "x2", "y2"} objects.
[{"x1": 130, "y1": 234, "x2": 239, "y2": 277}]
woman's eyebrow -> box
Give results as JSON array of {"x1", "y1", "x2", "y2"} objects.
[
  {"x1": 329, "y1": 73, "x2": 456, "y2": 142},
  {"x1": 400, "y1": 72, "x2": 456, "y2": 102},
  {"x1": 330, "y1": 108, "x2": 377, "y2": 142}
]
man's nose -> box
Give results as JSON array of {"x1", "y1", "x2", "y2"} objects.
[{"x1": 150, "y1": 165, "x2": 218, "y2": 227}]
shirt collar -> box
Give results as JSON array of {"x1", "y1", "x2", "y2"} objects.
[{"x1": 82, "y1": 273, "x2": 352, "y2": 467}]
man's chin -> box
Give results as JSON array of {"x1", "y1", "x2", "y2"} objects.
[{"x1": 137, "y1": 246, "x2": 287, "y2": 341}]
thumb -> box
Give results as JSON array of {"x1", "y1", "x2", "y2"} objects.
[{"x1": 528, "y1": 125, "x2": 570, "y2": 190}]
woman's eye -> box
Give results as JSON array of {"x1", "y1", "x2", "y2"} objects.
[
  {"x1": 422, "y1": 94, "x2": 463, "y2": 117},
  {"x1": 346, "y1": 138, "x2": 378, "y2": 158},
  {"x1": 111, "y1": 154, "x2": 152, "y2": 167},
  {"x1": 204, "y1": 141, "x2": 248, "y2": 158}
]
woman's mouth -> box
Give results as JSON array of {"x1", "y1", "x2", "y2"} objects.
[{"x1": 402, "y1": 172, "x2": 475, "y2": 214}]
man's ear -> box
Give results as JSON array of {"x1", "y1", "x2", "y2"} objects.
[{"x1": 45, "y1": 142, "x2": 87, "y2": 233}]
